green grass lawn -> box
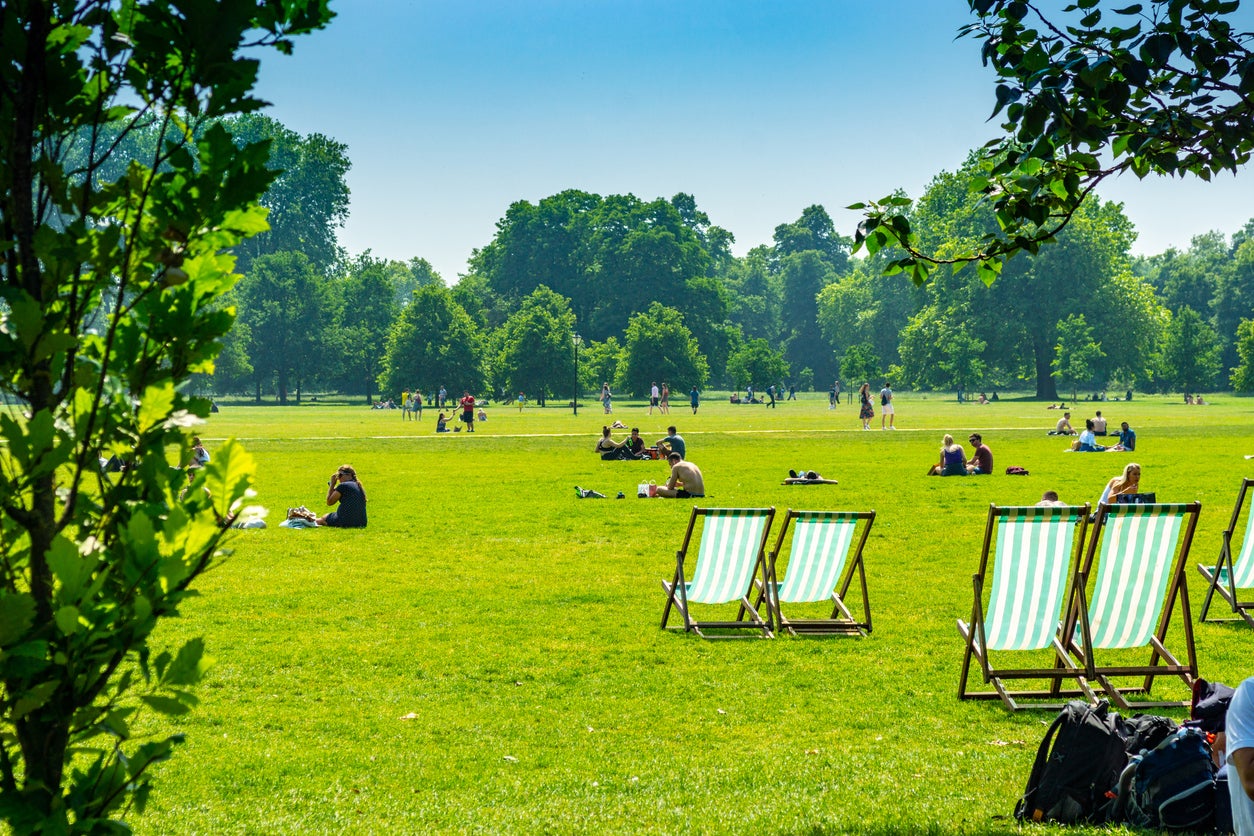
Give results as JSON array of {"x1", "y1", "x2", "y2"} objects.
[{"x1": 136, "y1": 393, "x2": 1254, "y2": 834}]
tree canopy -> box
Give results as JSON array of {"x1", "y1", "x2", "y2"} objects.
[
  {"x1": 854, "y1": 0, "x2": 1254, "y2": 285},
  {"x1": 0, "y1": 0, "x2": 332, "y2": 829}
]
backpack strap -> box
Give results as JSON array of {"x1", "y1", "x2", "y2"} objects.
[{"x1": 1016, "y1": 708, "x2": 1070, "y2": 821}]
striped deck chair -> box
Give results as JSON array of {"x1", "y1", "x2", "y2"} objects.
[
  {"x1": 661, "y1": 507, "x2": 775, "y2": 638},
  {"x1": 1198, "y1": 478, "x2": 1254, "y2": 628},
  {"x1": 957, "y1": 504, "x2": 1095, "y2": 711},
  {"x1": 760, "y1": 510, "x2": 875, "y2": 636},
  {"x1": 1065, "y1": 502, "x2": 1202, "y2": 710}
]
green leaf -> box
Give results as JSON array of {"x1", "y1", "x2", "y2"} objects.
[
  {"x1": 13, "y1": 680, "x2": 59, "y2": 721},
  {"x1": 48, "y1": 535, "x2": 90, "y2": 603},
  {"x1": 0, "y1": 591, "x2": 37, "y2": 646},
  {"x1": 136, "y1": 381, "x2": 176, "y2": 435},
  {"x1": 220, "y1": 207, "x2": 270, "y2": 237},
  {"x1": 53, "y1": 606, "x2": 81, "y2": 636}
]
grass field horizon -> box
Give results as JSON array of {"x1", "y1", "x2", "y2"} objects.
[{"x1": 138, "y1": 393, "x2": 1254, "y2": 834}]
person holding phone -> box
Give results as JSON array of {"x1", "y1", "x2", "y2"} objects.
[{"x1": 317, "y1": 465, "x2": 368, "y2": 528}]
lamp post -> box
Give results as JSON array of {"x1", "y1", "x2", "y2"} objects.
[{"x1": 572, "y1": 332, "x2": 582, "y2": 416}]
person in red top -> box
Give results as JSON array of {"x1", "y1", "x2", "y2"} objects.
[
  {"x1": 459, "y1": 391, "x2": 477, "y2": 432},
  {"x1": 966, "y1": 433, "x2": 993, "y2": 475}
]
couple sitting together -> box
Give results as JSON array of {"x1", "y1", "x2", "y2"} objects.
[
  {"x1": 927, "y1": 433, "x2": 993, "y2": 476},
  {"x1": 1067, "y1": 419, "x2": 1135, "y2": 452},
  {"x1": 595, "y1": 426, "x2": 648, "y2": 460}
]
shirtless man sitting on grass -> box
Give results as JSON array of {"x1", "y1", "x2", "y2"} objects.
[{"x1": 655, "y1": 453, "x2": 705, "y2": 498}]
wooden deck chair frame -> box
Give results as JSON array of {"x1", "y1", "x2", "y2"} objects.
[
  {"x1": 661, "y1": 507, "x2": 775, "y2": 638},
  {"x1": 758, "y1": 510, "x2": 875, "y2": 636},
  {"x1": 1198, "y1": 477, "x2": 1254, "y2": 628},
  {"x1": 1063, "y1": 501, "x2": 1201, "y2": 710},
  {"x1": 957, "y1": 504, "x2": 1097, "y2": 712}
]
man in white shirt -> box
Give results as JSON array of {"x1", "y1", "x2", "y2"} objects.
[
  {"x1": 879, "y1": 383, "x2": 895, "y2": 430},
  {"x1": 1225, "y1": 676, "x2": 1254, "y2": 835},
  {"x1": 649, "y1": 382, "x2": 660, "y2": 415}
]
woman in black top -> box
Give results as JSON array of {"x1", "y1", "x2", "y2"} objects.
[{"x1": 318, "y1": 464, "x2": 367, "y2": 528}]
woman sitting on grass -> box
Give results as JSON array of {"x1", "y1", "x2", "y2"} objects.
[
  {"x1": 317, "y1": 465, "x2": 367, "y2": 528},
  {"x1": 927, "y1": 434, "x2": 967, "y2": 476},
  {"x1": 595, "y1": 426, "x2": 626, "y2": 460},
  {"x1": 1098, "y1": 462, "x2": 1141, "y2": 506},
  {"x1": 1069, "y1": 418, "x2": 1105, "y2": 452}
]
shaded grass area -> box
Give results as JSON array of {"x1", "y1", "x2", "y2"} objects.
[{"x1": 138, "y1": 394, "x2": 1253, "y2": 834}]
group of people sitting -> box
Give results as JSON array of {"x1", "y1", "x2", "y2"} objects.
[
  {"x1": 1050, "y1": 410, "x2": 1136, "y2": 452},
  {"x1": 594, "y1": 425, "x2": 686, "y2": 461},
  {"x1": 1185, "y1": 393, "x2": 1208, "y2": 405},
  {"x1": 595, "y1": 426, "x2": 652, "y2": 460},
  {"x1": 927, "y1": 433, "x2": 993, "y2": 476}
]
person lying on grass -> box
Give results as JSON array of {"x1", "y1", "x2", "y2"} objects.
[
  {"x1": 655, "y1": 452, "x2": 704, "y2": 498},
  {"x1": 783, "y1": 470, "x2": 838, "y2": 485}
]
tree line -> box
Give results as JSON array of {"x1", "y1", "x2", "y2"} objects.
[{"x1": 215, "y1": 132, "x2": 1254, "y2": 403}]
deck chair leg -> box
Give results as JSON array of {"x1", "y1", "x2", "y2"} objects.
[{"x1": 956, "y1": 619, "x2": 978, "y2": 699}]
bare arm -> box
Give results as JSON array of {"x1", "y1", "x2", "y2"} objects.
[{"x1": 1234, "y1": 747, "x2": 1254, "y2": 802}]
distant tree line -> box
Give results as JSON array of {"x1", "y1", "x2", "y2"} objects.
[{"x1": 193, "y1": 121, "x2": 1254, "y2": 404}]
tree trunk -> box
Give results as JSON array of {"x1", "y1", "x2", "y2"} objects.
[
  {"x1": 1034, "y1": 337, "x2": 1059, "y2": 400},
  {"x1": 277, "y1": 368, "x2": 289, "y2": 404}
]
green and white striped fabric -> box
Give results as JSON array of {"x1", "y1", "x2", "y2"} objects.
[
  {"x1": 776, "y1": 512, "x2": 859, "y2": 604},
  {"x1": 984, "y1": 507, "x2": 1083, "y2": 652},
  {"x1": 685, "y1": 510, "x2": 770, "y2": 604},
  {"x1": 1087, "y1": 505, "x2": 1187, "y2": 649},
  {"x1": 1219, "y1": 503, "x2": 1254, "y2": 588}
]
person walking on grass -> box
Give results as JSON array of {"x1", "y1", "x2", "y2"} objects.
[
  {"x1": 459, "y1": 391, "x2": 476, "y2": 432},
  {"x1": 879, "y1": 382, "x2": 895, "y2": 430},
  {"x1": 660, "y1": 382, "x2": 670, "y2": 414},
  {"x1": 689, "y1": 386, "x2": 700, "y2": 414},
  {"x1": 858, "y1": 382, "x2": 874, "y2": 430}
]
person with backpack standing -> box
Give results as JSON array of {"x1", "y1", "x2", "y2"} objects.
[
  {"x1": 880, "y1": 382, "x2": 895, "y2": 430},
  {"x1": 1226, "y1": 677, "x2": 1254, "y2": 834}
]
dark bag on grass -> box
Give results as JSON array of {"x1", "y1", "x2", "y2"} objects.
[
  {"x1": 1122, "y1": 713, "x2": 1178, "y2": 756},
  {"x1": 1015, "y1": 700, "x2": 1128, "y2": 824},
  {"x1": 1118, "y1": 727, "x2": 1216, "y2": 832}
]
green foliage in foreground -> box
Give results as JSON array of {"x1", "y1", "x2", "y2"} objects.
[{"x1": 140, "y1": 396, "x2": 1253, "y2": 834}]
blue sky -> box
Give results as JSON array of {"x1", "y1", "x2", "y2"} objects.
[{"x1": 255, "y1": 1, "x2": 1252, "y2": 282}]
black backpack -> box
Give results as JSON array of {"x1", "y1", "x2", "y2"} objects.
[
  {"x1": 1118, "y1": 728, "x2": 1217, "y2": 832},
  {"x1": 1122, "y1": 713, "x2": 1178, "y2": 756},
  {"x1": 1015, "y1": 700, "x2": 1128, "y2": 824}
]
